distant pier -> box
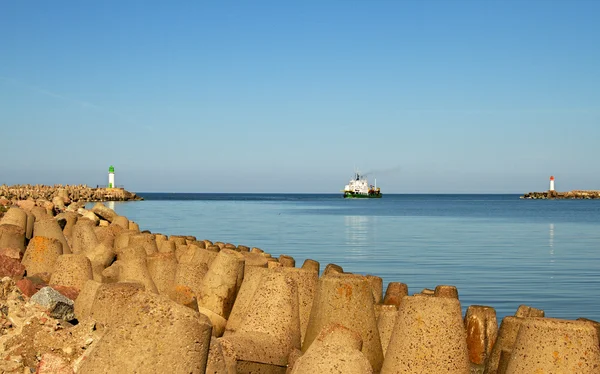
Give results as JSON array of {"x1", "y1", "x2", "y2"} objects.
[
  {"x1": 0, "y1": 184, "x2": 143, "y2": 203},
  {"x1": 521, "y1": 190, "x2": 600, "y2": 199}
]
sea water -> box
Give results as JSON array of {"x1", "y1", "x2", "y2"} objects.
[{"x1": 96, "y1": 193, "x2": 600, "y2": 323}]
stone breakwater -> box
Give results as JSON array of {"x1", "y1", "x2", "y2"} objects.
[
  {"x1": 0, "y1": 184, "x2": 143, "y2": 206},
  {"x1": 521, "y1": 190, "x2": 600, "y2": 199},
  {"x1": 0, "y1": 203, "x2": 599, "y2": 373}
]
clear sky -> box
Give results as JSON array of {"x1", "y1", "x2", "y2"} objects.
[{"x1": 1, "y1": 1, "x2": 598, "y2": 193}]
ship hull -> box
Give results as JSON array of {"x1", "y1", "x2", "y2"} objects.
[{"x1": 343, "y1": 192, "x2": 382, "y2": 199}]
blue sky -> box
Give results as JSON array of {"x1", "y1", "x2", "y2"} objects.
[{"x1": 1, "y1": 1, "x2": 598, "y2": 193}]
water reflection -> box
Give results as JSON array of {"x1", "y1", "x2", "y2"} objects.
[
  {"x1": 549, "y1": 224, "x2": 555, "y2": 276},
  {"x1": 106, "y1": 201, "x2": 116, "y2": 211},
  {"x1": 344, "y1": 216, "x2": 370, "y2": 249}
]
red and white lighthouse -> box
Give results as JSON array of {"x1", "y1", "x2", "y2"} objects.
[{"x1": 549, "y1": 176, "x2": 555, "y2": 191}]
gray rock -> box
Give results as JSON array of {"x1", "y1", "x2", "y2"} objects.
[{"x1": 30, "y1": 286, "x2": 75, "y2": 320}]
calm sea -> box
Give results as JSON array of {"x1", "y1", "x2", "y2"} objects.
[{"x1": 96, "y1": 193, "x2": 600, "y2": 323}]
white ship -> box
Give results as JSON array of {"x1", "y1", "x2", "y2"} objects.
[{"x1": 342, "y1": 172, "x2": 382, "y2": 198}]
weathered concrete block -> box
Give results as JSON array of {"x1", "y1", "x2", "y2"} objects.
[
  {"x1": 55, "y1": 211, "x2": 78, "y2": 240},
  {"x1": 505, "y1": 318, "x2": 600, "y2": 373},
  {"x1": 381, "y1": 295, "x2": 469, "y2": 373},
  {"x1": 21, "y1": 236, "x2": 63, "y2": 275},
  {"x1": 301, "y1": 259, "x2": 320, "y2": 273},
  {"x1": 303, "y1": 272, "x2": 383, "y2": 372},
  {"x1": 94, "y1": 225, "x2": 122, "y2": 249},
  {"x1": 198, "y1": 248, "x2": 245, "y2": 319},
  {"x1": 147, "y1": 251, "x2": 177, "y2": 295},
  {"x1": 102, "y1": 245, "x2": 157, "y2": 293},
  {"x1": 74, "y1": 279, "x2": 102, "y2": 320},
  {"x1": 110, "y1": 215, "x2": 129, "y2": 230},
  {"x1": 226, "y1": 266, "x2": 270, "y2": 334},
  {"x1": 82, "y1": 242, "x2": 116, "y2": 282},
  {"x1": 279, "y1": 254, "x2": 295, "y2": 268},
  {"x1": 222, "y1": 271, "x2": 300, "y2": 367},
  {"x1": 0, "y1": 223, "x2": 25, "y2": 253},
  {"x1": 366, "y1": 274, "x2": 383, "y2": 304},
  {"x1": 280, "y1": 267, "x2": 318, "y2": 345},
  {"x1": 514, "y1": 304, "x2": 544, "y2": 317},
  {"x1": 49, "y1": 254, "x2": 93, "y2": 290},
  {"x1": 484, "y1": 316, "x2": 525, "y2": 374},
  {"x1": 34, "y1": 218, "x2": 71, "y2": 254},
  {"x1": 435, "y1": 284, "x2": 459, "y2": 298},
  {"x1": 206, "y1": 337, "x2": 236, "y2": 374},
  {"x1": 291, "y1": 324, "x2": 373, "y2": 374},
  {"x1": 169, "y1": 284, "x2": 199, "y2": 311},
  {"x1": 0, "y1": 207, "x2": 27, "y2": 231},
  {"x1": 71, "y1": 222, "x2": 99, "y2": 254},
  {"x1": 376, "y1": 304, "x2": 398, "y2": 356},
  {"x1": 90, "y1": 202, "x2": 117, "y2": 223},
  {"x1": 88, "y1": 282, "x2": 145, "y2": 325},
  {"x1": 78, "y1": 292, "x2": 213, "y2": 374},
  {"x1": 174, "y1": 261, "x2": 208, "y2": 298},
  {"x1": 465, "y1": 305, "x2": 498, "y2": 366},
  {"x1": 322, "y1": 263, "x2": 343, "y2": 275},
  {"x1": 128, "y1": 233, "x2": 158, "y2": 256},
  {"x1": 383, "y1": 282, "x2": 408, "y2": 307}
]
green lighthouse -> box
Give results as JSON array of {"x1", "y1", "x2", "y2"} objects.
[{"x1": 108, "y1": 165, "x2": 115, "y2": 188}]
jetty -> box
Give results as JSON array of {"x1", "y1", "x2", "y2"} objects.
[
  {"x1": 0, "y1": 184, "x2": 143, "y2": 205},
  {"x1": 0, "y1": 201, "x2": 599, "y2": 373},
  {"x1": 521, "y1": 190, "x2": 600, "y2": 199}
]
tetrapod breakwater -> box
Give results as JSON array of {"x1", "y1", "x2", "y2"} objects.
[
  {"x1": 0, "y1": 200, "x2": 599, "y2": 373},
  {"x1": 521, "y1": 190, "x2": 600, "y2": 199}
]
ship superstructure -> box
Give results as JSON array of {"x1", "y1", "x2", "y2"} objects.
[{"x1": 343, "y1": 172, "x2": 382, "y2": 198}]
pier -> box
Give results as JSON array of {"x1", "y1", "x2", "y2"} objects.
[
  {"x1": 0, "y1": 184, "x2": 143, "y2": 204},
  {"x1": 521, "y1": 190, "x2": 600, "y2": 199}
]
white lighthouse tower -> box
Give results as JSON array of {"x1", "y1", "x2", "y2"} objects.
[
  {"x1": 108, "y1": 165, "x2": 115, "y2": 188},
  {"x1": 549, "y1": 175, "x2": 555, "y2": 191}
]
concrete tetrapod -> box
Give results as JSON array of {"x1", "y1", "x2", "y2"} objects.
[
  {"x1": 78, "y1": 291, "x2": 213, "y2": 374},
  {"x1": 0, "y1": 224, "x2": 26, "y2": 254},
  {"x1": 110, "y1": 215, "x2": 129, "y2": 230},
  {"x1": 33, "y1": 218, "x2": 72, "y2": 254},
  {"x1": 0, "y1": 207, "x2": 28, "y2": 231},
  {"x1": 226, "y1": 266, "x2": 270, "y2": 334},
  {"x1": 505, "y1": 318, "x2": 600, "y2": 374},
  {"x1": 279, "y1": 267, "x2": 318, "y2": 345},
  {"x1": 70, "y1": 222, "x2": 99, "y2": 254},
  {"x1": 90, "y1": 202, "x2": 117, "y2": 223},
  {"x1": 290, "y1": 323, "x2": 373, "y2": 374},
  {"x1": 198, "y1": 248, "x2": 245, "y2": 319},
  {"x1": 484, "y1": 316, "x2": 525, "y2": 374},
  {"x1": 222, "y1": 270, "x2": 301, "y2": 370},
  {"x1": 303, "y1": 272, "x2": 383, "y2": 372},
  {"x1": 366, "y1": 274, "x2": 383, "y2": 304},
  {"x1": 49, "y1": 254, "x2": 93, "y2": 291},
  {"x1": 21, "y1": 236, "x2": 63, "y2": 276},
  {"x1": 383, "y1": 282, "x2": 408, "y2": 308},
  {"x1": 301, "y1": 259, "x2": 320, "y2": 273},
  {"x1": 376, "y1": 304, "x2": 398, "y2": 356},
  {"x1": 128, "y1": 233, "x2": 159, "y2": 256},
  {"x1": 146, "y1": 251, "x2": 177, "y2": 295},
  {"x1": 102, "y1": 245, "x2": 158, "y2": 293},
  {"x1": 381, "y1": 295, "x2": 470, "y2": 374},
  {"x1": 464, "y1": 305, "x2": 498, "y2": 367},
  {"x1": 82, "y1": 242, "x2": 116, "y2": 282}
]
